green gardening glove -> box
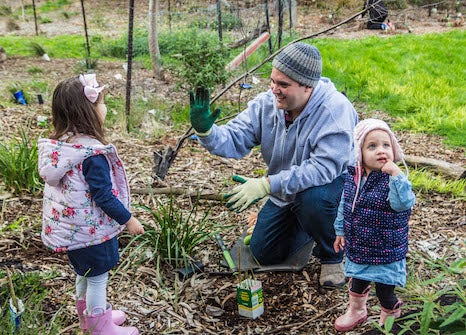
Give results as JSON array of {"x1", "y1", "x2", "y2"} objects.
[
  {"x1": 224, "y1": 175, "x2": 271, "y2": 213},
  {"x1": 189, "y1": 87, "x2": 221, "y2": 136}
]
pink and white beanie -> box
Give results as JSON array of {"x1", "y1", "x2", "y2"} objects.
[{"x1": 354, "y1": 118, "x2": 404, "y2": 165}]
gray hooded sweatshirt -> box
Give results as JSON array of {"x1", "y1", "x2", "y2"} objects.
[{"x1": 199, "y1": 77, "x2": 358, "y2": 207}]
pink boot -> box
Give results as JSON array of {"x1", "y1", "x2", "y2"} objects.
[
  {"x1": 379, "y1": 301, "x2": 403, "y2": 326},
  {"x1": 76, "y1": 300, "x2": 127, "y2": 331},
  {"x1": 85, "y1": 305, "x2": 138, "y2": 335},
  {"x1": 334, "y1": 284, "x2": 371, "y2": 332}
]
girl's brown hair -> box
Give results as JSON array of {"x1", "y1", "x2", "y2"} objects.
[{"x1": 50, "y1": 76, "x2": 107, "y2": 144}]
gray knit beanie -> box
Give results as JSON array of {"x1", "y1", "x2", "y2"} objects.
[{"x1": 272, "y1": 42, "x2": 322, "y2": 87}]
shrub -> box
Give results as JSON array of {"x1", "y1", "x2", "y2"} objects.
[{"x1": 163, "y1": 30, "x2": 230, "y2": 90}]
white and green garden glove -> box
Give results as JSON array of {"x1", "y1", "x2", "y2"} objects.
[
  {"x1": 189, "y1": 87, "x2": 221, "y2": 136},
  {"x1": 225, "y1": 175, "x2": 271, "y2": 213}
]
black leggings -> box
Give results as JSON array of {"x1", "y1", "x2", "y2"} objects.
[{"x1": 351, "y1": 278, "x2": 399, "y2": 310}]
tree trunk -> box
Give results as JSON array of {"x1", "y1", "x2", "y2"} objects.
[
  {"x1": 148, "y1": 0, "x2": 163, "y2": 79},
  {"x1": 404, "y1": 155, "x2": 466, "y2": 180}
]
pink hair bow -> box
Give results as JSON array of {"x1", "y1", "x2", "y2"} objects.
[{"x1": 79, "y1": 74, "x2": 105, "y2": 103}]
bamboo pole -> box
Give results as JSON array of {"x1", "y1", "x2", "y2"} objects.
[{"x1": 5, "y1": 267, "x2": 18, "y2": 310}]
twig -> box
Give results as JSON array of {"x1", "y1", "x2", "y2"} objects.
[{"x1": 268, "y1": 301, "x2": 345, "y2": 334}]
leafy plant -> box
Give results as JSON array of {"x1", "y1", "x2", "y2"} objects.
[
  {"x1": 389, "y1": 256, "x2": 466, "y2": 334},
  {"x1": 0, "y1": 128, "x2": 43, "y2": 195},
  {"x1": 119, "y1": 196, "x2": 228, "y2": 272},
  {"x1": 167, "y1": 30, "x2": 231, "y2": 90},
  {"x1": 74, "y1": 57, "x2": 99, "y2": 72},
  {"x1": 30, "y1": 42, "x2": 47, "y2": 56}
]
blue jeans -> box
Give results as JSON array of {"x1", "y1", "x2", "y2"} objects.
[{"x1": 250, "y1": 176, "x2": 344, "y2": 265}]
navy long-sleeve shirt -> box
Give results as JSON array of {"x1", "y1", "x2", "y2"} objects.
[{"x1": 82, "y1": 154, "x2": 131, "y2": 225}]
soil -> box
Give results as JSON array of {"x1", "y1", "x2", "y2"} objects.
[{"x1": 0, "y1": 1, "x2": 465, "y2": 335}]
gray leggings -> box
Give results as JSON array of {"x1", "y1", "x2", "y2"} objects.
[{"x1": 76, "y1": 272, "x2": 108, "y2": 313}]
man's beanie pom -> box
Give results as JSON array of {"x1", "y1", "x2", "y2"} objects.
[{"x1": 272, "y1": 42, "x2": 322, "y2": 87}]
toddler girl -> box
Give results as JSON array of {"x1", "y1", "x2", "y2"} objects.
[
  {"x1": 333, "y1": 118, "x2": 416, "y2": 331},
  {"x1": 38, "y1": 74, "x2": 144, "y2": 335}
]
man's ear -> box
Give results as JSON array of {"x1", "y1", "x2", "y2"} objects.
[{"x1": 305, "y1": 86, "x2": 314, "y2": 94}]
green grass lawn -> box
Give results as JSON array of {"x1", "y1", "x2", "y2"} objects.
[
  {"x1": 316, "y1": 30, "x2": 465, "y2": 147},
  {"x1": 1, "y1": 29, "x2": 465, "y2": 147}
]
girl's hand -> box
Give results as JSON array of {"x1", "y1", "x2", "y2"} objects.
[
  {"x1": 125, "y1": 216, "x2": 145, "y2": 235},
  {"x1": 382, "y1": 159, "x2": 402, "y2": 176},
  {"x1": 334, "y1": 236, "x2": 345, "y2": 253}
]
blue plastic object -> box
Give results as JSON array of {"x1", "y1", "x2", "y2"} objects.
[{"x1": 13, "y1": 90, "x2": 27, "y2": 105}]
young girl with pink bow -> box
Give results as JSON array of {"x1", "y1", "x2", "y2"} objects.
[{"x1": 38, "y1": 74, "x2": 144, "y2": 335}]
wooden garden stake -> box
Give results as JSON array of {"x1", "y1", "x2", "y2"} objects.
[
  {"x1": 5, "y1": 267, "x2": 18, "y2": 311},
  {"x1": 125, "y1": 0, "x2": 135, "y2": 133},
  {"x1": 217, "y1": 0, "x2": 223, "y2": 42},
  {"x1": 32, "y1": 0, "x2": 38, "y2": 36},
  {"x1": 80, "y1": 0, "x2": 91, "y2": 64}
]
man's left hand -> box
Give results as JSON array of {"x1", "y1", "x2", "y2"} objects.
[{"x1": 224, "y1": 175, "x2": 270, "y2": 212}]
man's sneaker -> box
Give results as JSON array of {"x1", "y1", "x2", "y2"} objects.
[{"x1": 320, "y1": 262, "x2": 346, "y2": 288}]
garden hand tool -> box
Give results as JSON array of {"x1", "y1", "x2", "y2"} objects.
[
  {"x1": 224, "y1": 175, "x2": 270, "y2": 213},
  {"x1": 189, "y1": 87, "x2": 221, "y2": 136},
  {"x1": 214, "y1": 234, "x2": 237, "y2": 272},
  {"x1": 175, "y1": 261, "x2": 205, "y2": 280}
]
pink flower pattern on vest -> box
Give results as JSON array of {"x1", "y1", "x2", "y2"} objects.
[{"x1": 38, "y1": 136, "x2": 129, "y2": 252}]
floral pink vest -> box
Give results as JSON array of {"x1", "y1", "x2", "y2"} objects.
[{"x1": 38, "y1": 136, "x2": 129, "y2": 252}]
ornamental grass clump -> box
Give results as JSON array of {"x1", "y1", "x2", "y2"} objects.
[
  {"x1": 0, "y1": 129, "x2": 43, "y2": 195},
  {"x1": 119, "y1": 196, "x2": 227, "y2": 275},
  {"x1": 377, "y1": 255, "x2": 466, "y2": 335}
]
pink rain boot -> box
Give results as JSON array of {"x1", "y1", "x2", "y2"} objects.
[
  {"x1": 334, "y1": 284, "x2": 371, "y2": 332},
  {"x1": 85, "y1": 305, "x2": 138, "y2": 335},
  {"x1": 379, "y1": 301, "x2": 403, "y2": 326},
  {"x1": 76, "y1": 300, "x2": 127, "y2": 331}
]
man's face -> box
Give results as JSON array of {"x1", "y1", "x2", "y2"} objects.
[{"x1": 270, "y1": 68, "x2": 313, "y2": 115}]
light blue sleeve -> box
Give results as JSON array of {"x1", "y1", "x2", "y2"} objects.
[
  {"x1": 389, "y1": 173, "x2": 416, "y2": 212},
  {"x1": 333, "y1": 192, "x2": 345, "y2": 236}
]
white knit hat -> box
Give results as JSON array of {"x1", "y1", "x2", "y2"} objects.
[
  {"x1": 354, "y1": 118, "x2": 404, "y2": 164},
  {"x1": 272, "y1": 42, "x2": 322, "y2": 87}
]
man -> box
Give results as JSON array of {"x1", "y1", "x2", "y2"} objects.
[{"x1": 190, "y1": 42, "x2": 358, "y2": 288}]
